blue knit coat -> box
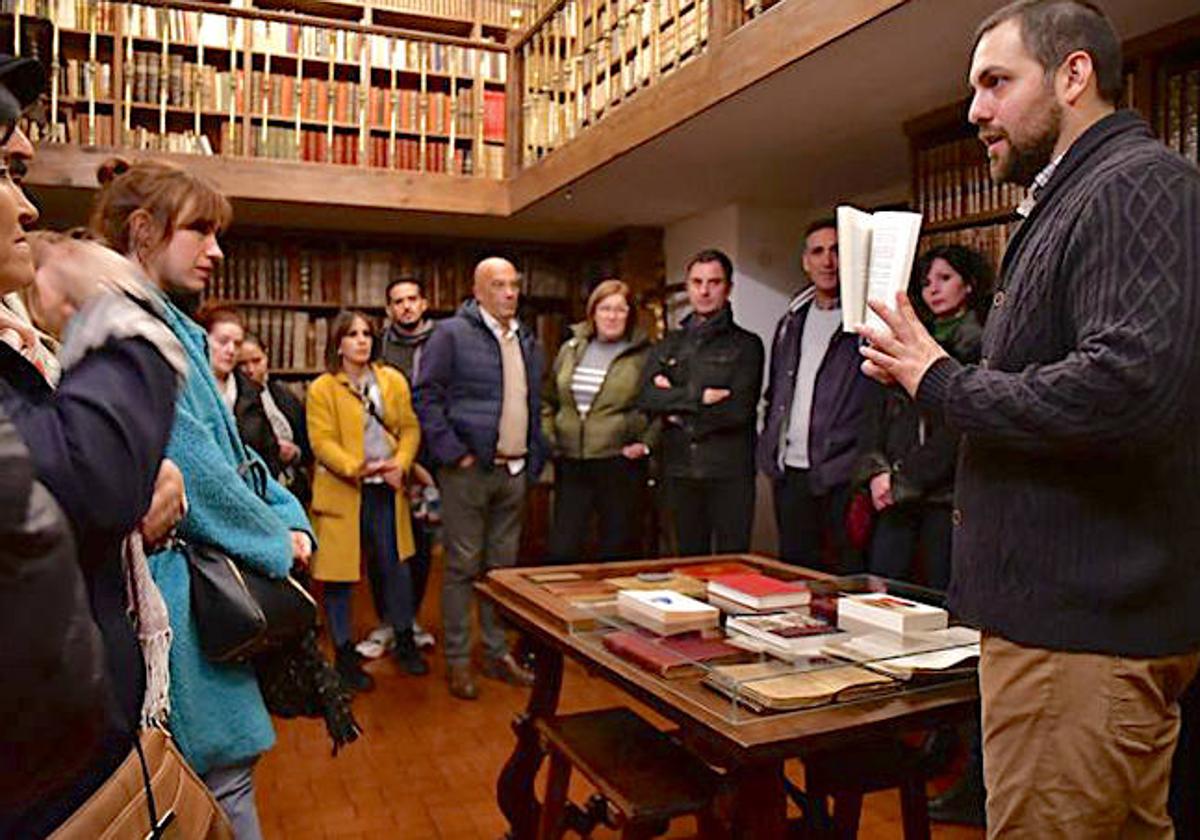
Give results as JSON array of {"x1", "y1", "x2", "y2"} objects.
[{"x1": 149, "y1": 297, "x2": 312, "y2": 775}]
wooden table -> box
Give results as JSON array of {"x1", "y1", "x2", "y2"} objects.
[{"x1": 477, "y1": 554, "x2": 979, "y2": 839}]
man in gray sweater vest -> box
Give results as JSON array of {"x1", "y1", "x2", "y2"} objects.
[{"x1": 861, "y1": 2, "x2": 1200, "y2": 834}]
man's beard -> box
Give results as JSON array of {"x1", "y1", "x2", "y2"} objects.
[
  {"x1": 991, "y1": 99, "x2": 1062, "y2": 187},
  {"x1": 397, "y1": 314, "x2": 421, "y2": 330}
]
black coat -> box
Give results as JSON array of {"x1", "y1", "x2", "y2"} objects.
[
  {"x1": 855, "y1": 313, "x2": 982, "y2": 506},
  {"x1": 0, "y1": 404, "x2": 112, "y2": 832},
  {"x1": 0, "y1": 336, "x2": 176, "y2": 835},
  {"x1": 267, "y1": 377, "x2": 313, "y2": 507},
  {"x1": 637, "y1": 305, "x2": 764, "y2": 479},
  {"x1": 232, "y1": 370, "x2": 282, "y2": 476}
]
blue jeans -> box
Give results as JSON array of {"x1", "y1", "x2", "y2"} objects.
[
  {"x1": 202, "y1": 760, "x2": 262, "y2": 840},
  {"x1": 324, "y1": 485, "x2": 415, "y2": 646}
]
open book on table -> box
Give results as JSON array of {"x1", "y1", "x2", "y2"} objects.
[{"x1": 837, "y1": 205, "x2": 923, "y2": 333}]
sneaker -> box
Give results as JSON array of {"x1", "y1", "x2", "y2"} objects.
[
  {"x1": 412, "y1": 621, "x2": 436, "y2": 649},
  {"x1": 355, "y1": 625, "x2": 395, "y2": 659}
]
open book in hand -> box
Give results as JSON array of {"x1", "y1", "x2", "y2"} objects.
[{"x1": 837, "y1": 206, "x2": 923, "y2": 334}]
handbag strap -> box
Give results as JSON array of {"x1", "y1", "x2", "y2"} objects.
[{"x1": 133, "y1": 729, "x2": 176, "y2": 839}]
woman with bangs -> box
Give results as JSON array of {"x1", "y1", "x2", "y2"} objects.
[{"x1": 88, "y1": 157, "x2": 314, "y2": 839}]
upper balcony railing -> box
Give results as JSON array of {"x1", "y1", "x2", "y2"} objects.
[{"x1": 510, "y1": 0, "x2": 770, "y2": 167}]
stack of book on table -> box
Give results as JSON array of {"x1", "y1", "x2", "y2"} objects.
[
  {"x1": 702, "y1": 660, "x2": 896, "y2": 712},
  {"x1": 705, "y1": 572, "x2": 812, "y2": 614},
  {"x1": 616, "y1": 590, "x2": 720, "y2": 636},
  {"x1": 725, "y1": 611, "x2": 847, "y2": 658},
  {"x1": 601, "y1": 629, "x2": 749, "y2": 678},
  {"x1": 836, "y1": 592, "x2": 948, "y2": 635},
  {"x1": 821, "y1": 626, "x2": 980, "y2": 682}
]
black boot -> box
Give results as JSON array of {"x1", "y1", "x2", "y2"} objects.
[
  {"x1": 335, "y1": 643, "x2": 375, "y2": 693},
  {"x1": 928, "y1": 740, "x2": 986, "y2": 826},
  {"x1": 393, "y1": 629, "x2": 430, "y2": 676}
]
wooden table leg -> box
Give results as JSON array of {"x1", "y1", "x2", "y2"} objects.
[
  {"x1": 497, "y1": 636, "x2": 564, "y2": 840},
  {"x1": 727, "y1": 760, "x2": 787, "y2": 839}
]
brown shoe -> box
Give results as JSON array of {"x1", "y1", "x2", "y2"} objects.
[
  {"x1": 481, "y1": 653, "x2": 535, "y2": 687},
  {"x1": 447, "y1": 663, "x2": 479, "y2": 700}
]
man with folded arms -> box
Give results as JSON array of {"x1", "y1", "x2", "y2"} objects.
[{"x1": 859, "y1": 2, "x2": 1200, "y2": 833}]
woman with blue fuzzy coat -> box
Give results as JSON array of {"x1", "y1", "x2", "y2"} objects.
[{"x1": 88, "y1": 155, "x2": 314, "y2": 840}]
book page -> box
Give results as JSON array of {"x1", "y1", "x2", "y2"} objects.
[
  {"x1": 837, "y1": 205, "x2": 872, "y2": 332},
  {"x1": 863, "y1": 211, "x2": 923, "y2": 334}
]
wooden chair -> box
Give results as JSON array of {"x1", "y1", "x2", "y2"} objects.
[
  {"x1": 796, "y1": 736, "x2": 931, "y2": 840},
  {"x1": 535, "y1": 706, "x2": 724, "y2": 839}
]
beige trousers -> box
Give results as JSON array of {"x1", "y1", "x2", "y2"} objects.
[{"x1": 980, "y1": 634, "x2": 1199, "y2": 839}]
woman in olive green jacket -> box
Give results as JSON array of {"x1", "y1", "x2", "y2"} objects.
[{"x1": 542, "y1": 279, "x2": 657, "y2": 562}]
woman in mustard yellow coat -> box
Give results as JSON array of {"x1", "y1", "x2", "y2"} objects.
[{"x1": 307, "y1": 310, "x2": 428, "y2": 689}]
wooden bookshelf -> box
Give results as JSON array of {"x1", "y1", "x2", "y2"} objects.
[
  {"x1": 195, "y1": 228, "x2": 666, "y2": 381},
  {"x1": 905, "y1": 13, "x2": 1200, "y2": 274},
  {"x1": 513, "y1": 0, "x2": 714, "y2": 166},
  {"x1": 4, "y1": 0, "x2": 511, "y2": 177}
]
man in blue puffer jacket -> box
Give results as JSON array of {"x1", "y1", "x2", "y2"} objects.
[{"x1": 414, "y1": 257, "x2": 547, "y2": 700}]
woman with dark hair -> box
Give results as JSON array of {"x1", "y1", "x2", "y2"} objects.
[
  {"x1": 239, "y1": 331, "x2": 312, "y2": 507},
  {"x1": 89, "y1": 156, "x2": 314, "y2": 839},
  {"x1": 307, "y1": 310, "x2": 427, "y2": 689},
  {"x1": 197, "y1": 304, "x2": 283, "y2": 478},
  {"x1": 542, "y1": 279, "x2": 655, "y2": 562},
  {"x1": 855, "y1": 244, "x2": 993, "y2": 588}
]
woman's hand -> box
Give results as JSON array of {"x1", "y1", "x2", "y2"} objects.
[
  {"x1": 290, "y1": 531, "x2": 313, "y2": 567},
  {"x1": 140, "y1": 459, "x2": 186, "y2": 549},
  {"x1": 380, "y1": 466, "x2": 406, "y2": 491},
  {"x1": 621, "y1": 442, "x2": 650, "y2": 460},
  {"x1": 278, "y1": 439, "x2": 301, "y2": 464},
  {"x1": 869, "y1": 472, "x2": 894, "y2": 512}
]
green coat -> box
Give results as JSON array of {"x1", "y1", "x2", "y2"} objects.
[{"x1": 541, "y1": 323, "x2": 658, "y2": 460}]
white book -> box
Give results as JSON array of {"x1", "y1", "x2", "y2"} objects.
[
  {"x1": 822, "y1": 627, "x2": 980, "y2": 680},
  {"x1": 617, "y1": 589, "x2": 718, "y2": 621},
  {"x1": 617, "y1": 589, "x2": 719, "y2": 635},
  {"x1": 837, "y1": 205, "x2": 923, "y2": 334},
  {"x1": 836, "y1": 592, "x2": 948, "y2": 635}
]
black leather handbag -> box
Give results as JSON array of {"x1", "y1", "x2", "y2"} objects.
[
  {"x1": 184, "y1": 459, "x2": 318, "y2": 663},
  {"x1": 185, "y1": 541, "x2": 317, "y2": 663}
]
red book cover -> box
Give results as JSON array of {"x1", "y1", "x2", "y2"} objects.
[
  {"x1": 708, "y1": 573, "x2": 811, "y2": 610},
  {"x1": 601, "y1": 630, "x2": 745, "y2": 679},
  {"x1": 677, "y1": 561, "x2": 758, "y2": 581},
  {"x1": 483, "y1": 90, "x2": 506, "y2": 142}
]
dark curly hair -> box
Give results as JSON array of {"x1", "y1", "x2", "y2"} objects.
[{"x1": 908, "y1": 245, "x2": 995, "y2": 326}]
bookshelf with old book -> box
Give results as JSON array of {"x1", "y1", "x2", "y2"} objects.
[
  {"x1": 905, "y1": 13, "x2": 1200, "y2": 274},
  {"x1": 517, "y1": 0, "x2": 710, "y2": 165},
  {"x1": 2, "y1": 0, "x2": 512, "y2": 177},
  {"x1": 199, "y1": 232, "x2": 621, "y2": 381}
]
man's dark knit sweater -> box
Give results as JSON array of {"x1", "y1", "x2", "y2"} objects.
[{"x1": 917, "y1": 110, "x2": 1200, "y2": 658}]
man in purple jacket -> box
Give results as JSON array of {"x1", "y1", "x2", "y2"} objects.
[{"x1": 758, "y1": 218, "x2": 869, "y2": 571}]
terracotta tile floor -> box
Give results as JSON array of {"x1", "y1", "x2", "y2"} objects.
[{"x1": 256, "y1": 564, "x2": 986, "y2": 840}]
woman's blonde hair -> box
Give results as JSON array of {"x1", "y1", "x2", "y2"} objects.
[
  {"x1": 586, "y1": 279, "x2": 635, "y2": 340},
  {"x1": 88, "y1": 156, "x2": 232, "y2": 257}
]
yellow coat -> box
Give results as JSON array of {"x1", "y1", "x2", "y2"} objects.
[{"x1": 306, "y1": 364, "x2": 420, "y2": 582}]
